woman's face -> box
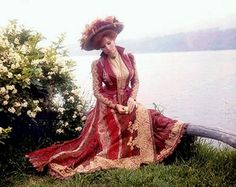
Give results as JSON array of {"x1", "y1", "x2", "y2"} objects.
[{"x1": 100, "y1": 36, "x2": 117, "y2": 58}]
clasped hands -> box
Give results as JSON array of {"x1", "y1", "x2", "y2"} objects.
[{"x1": 115, "y1": 98, "x2": 137, "y2": 115}]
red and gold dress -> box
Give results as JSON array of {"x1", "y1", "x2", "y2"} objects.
[{"x1": 26, "y1": 46, "x2": 186, "y2": 179}]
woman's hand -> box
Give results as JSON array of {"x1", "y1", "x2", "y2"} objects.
[
  {"x1": 127, "y1": 98, "x2": 137, "y2": 114},
  {"x1": 115, "y1": 104, "x2": 128, "y2": 114}
]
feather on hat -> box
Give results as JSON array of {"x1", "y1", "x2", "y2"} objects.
[{"x1": 80, "y1": 16, "x2": 123, "y2": 51}]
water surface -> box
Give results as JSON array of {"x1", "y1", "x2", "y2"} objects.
[{"x1": 72, "y1": 50, "x2": 236, "y2": 133}]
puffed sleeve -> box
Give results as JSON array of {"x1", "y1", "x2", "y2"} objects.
[
  {"x1": 128, "y1": 53, "x2": 139, "y2": 100},
  {"x1": 91, "y1": 60, "x2": 117, "y2": 108}
]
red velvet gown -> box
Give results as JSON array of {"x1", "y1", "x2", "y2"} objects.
[{"x1": 26, "y1": 46, "x2": 186, "y2": 179}]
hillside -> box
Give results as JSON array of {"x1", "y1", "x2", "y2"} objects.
[
  {"x1": 68, "y1": 27, "x2": 236, "y2": 55},
  {"x1": 120, "y1": 28, "x2": 236, "y2": 53}
]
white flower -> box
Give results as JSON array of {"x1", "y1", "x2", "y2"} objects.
[
  {"x1": 77, "y1": 105, "x2": 83, "y2": 112},
  {"x1": 24, "y1": 78, "x2": 30, "y2": 85},
  {"x1": 52, "y1": 94, "x2": 64, "y2": 107},
  {"x1": 20, "y1": 44, "x2": 29, "y2": 54},
  {"x1": 81, "y1": 116, "x2": 87, "y2": 121},
  {"x1": 48, "y1": 71, "x2": 55, "y2": 75},
  {"x1": 6, "y1": 85, "x2": 15, "y2": 90},
  {"x1": 75, "y1": 126, "x2": 82, "y2": 132},
  {"x1": 14, "y1": 102, "x2": 21, "y2": 107},
  {"x1": 21, "y1": 101, "x2": 28, "y2": 107},
  {"x1": 52, "y1": 66, "x2": 59, "y2": 72},
  {"x1": 27, "y1": 110, "x2": 36, "y2": 118},
  {"x1": 71, "y1": 89, "x2": 80, "y2": 96},
  {"x1": 72, "y1": 114, "x2": 77, "y2": 118},
  {"x1": 0, "y1": 64, "x2": 5, "y2": 72},
  {"x1": 0, "y1": 87, "x2": 6, "y2": 94},
  {"x1": 9, "y1": 52, "x2": 21, "y2": 62},
  {"x1": 31, "y1": 59, "x2": 41, "y2": 66},
  {"x1": 16, "y1": 74, "x2": 22, "y2": 79},
  {"x1": 15, "y1": 62, "x2": 20, "y2": 68},
  {"x1": 81, "y1": 99, "x2": 85, "y2": 105},
  {"x1": 11, "y1": 64, "x2": 16, "y2": 69},
  {"x1": 7, "y1": 72, "x2": 13, "y2": 78},
  {"x1": 0, "y1": 127, "x2": 3, "y2": 134},
  {"x1": 11, "y1": 62, "x2": 20, "y2": 69},
  {"x1": 12, "y1": 88, "x2": 17, "y2": 94},
  {"x1": 34, "y1": 106, "x2": 42, "y2": 112},
  {"x1": 8, "y1": 107, "x2": 16, "y2": 113},
  {"x1": 2, "y1": 66, "x2": 8, "y2": 73},
  {"x1": 48, "y1": 75, "x2": 52, "y2": 79},
  {"x1": 64, "y1": 122, "x2": 69, "y2": 127},
  {"x1": 0, "y1": 63, "x2": 8, "y2": 73},
  {"x1": 58, "y1": 107, "x2": 65, "y2": 113},
  {"x1": 33, "y1": 100, "x2": 39, "y2": 104},
  {"x1": 14, "y1": 38, "x2": 20, "y2": 45},
  {"x1": 68, "y1": 96, "x2": 74, "y2": 103},
  {"x1": 3, "y1": 100, "x2": 8, "y2": 105},
  {"x1": 4, "y1": 94, "x2": 10, "y2": 100},
  {"x1": 56, "y1": 128, "x2": 64, "y2": 134}
]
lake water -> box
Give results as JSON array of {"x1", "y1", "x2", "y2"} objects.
[{"x1": 71, "y1": 49, "x2": 236, "y2": 134}]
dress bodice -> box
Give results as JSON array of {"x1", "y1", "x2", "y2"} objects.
[
  {"x1": 109, "y1": 53, "x2": 130, "y2": 89},
  {"x1": 91, "y1": 46, "x2": 139, "y2": 108}
]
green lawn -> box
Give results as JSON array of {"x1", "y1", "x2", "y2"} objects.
[{"x1": 3, "y1": 141, "x2": 236, "y2": 187}]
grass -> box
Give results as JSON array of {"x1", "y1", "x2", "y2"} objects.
[{"x1": 2, "y1": 140, "x2": 236, "y2": 187}]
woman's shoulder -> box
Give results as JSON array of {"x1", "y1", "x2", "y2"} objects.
[
  {"x1": 125, "y1": 52, "x2": 135, "y2": 65},
  {"x1": 91, "y1": 59, "x2": 99, "y2": 66},
  {"x1": 91, "y1": 58, "x2": 104, "y2": 69},
  {"x1": 127, "y1": 52, "x2": 135, "y2": 62}
]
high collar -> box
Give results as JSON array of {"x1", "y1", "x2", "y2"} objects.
[{"x1": 100, "y1": 46, "x2": 125, "y2": 58}]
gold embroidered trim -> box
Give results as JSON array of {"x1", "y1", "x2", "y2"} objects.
[
  {"x1": 72, "y1": 105, "x2": 155, "y2": 174},
  {"x1": 47, "y1": 107, "x2": 185, "y2": 179},
  {"x1": 109, "y1": 53, "x2": 129, "y2": 104},
  {"x1": 156, "y1": 121, "x2": 185, "y2": 162},
  {"x1": 130, "y1": 61, "x2": 139, "y2": 99},
  {"x1": 103, "y1": 70, "x2": 113, "y2": 86},
  {"x1": 91, "y1": 60, "x2": 116, "y2": 108},
  {"x1": 49, "y1": 163, "x2": 76, "y2": 179},
  {"x1": 97, "y1": 103, "x2": 111, "y2": 157},
  {"x1": 133, "y1": 104, "x2": 155, "y2": 163}
]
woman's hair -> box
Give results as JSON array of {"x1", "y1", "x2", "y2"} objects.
[{"x1": 92, "y1": 30, "x2": 117, "y2": 49}]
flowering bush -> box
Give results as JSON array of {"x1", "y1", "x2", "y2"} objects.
[{"x1": 0, "y1": 20, "x2": 87, "y2": 144}]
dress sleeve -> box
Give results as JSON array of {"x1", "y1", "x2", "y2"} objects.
[
  {"x1": 91, "y1": 60, "x2": 117, "y2": 108},
  {"x1": 128, "y1": 53, "x2": 139, "y2": 100}
]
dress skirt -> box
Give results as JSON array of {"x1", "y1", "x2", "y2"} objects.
[{"x1": 26, "y1": 102, "x2": 186, "y2": 179}]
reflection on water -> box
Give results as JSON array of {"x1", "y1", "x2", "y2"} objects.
[{"x1": 72, "y1": 50, "x2": 236, "y2": 132}]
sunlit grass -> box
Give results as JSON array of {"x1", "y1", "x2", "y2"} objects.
[{"x1": 3, "y1": 140, "x2": 236, "y2": 187}]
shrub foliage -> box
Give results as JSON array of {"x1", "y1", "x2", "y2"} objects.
[{"x1": 0, "y1": 20, "x2": 87, "y2": 176}]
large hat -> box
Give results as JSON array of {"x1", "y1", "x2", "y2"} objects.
[{"x1": 80, "y1": 16, "x2": 124, "y2": 51}]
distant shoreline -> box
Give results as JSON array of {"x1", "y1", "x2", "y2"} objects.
[
  {"x1": 68, "y1": 27, "x2": 236, "y2": 56},
  {"x1": 69, "y1": 48, "x2": 236, "y2": 57}
]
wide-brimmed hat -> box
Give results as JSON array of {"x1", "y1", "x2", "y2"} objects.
[{"x1": 80, "y1": 16, "x2": 123, "y2": 51}]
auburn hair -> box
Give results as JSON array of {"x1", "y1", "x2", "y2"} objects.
[{"x1": 92, "y1": 30, "x2": 117, "y2": 50}]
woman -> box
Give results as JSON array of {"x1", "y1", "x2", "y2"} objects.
[{"x1": 26, "y1": 16, "x2": 235, "y2": 179}]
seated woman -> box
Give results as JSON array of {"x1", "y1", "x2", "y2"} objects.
[{"x1": 26, "y1": 16, "x2": 236, "y2": 179}]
